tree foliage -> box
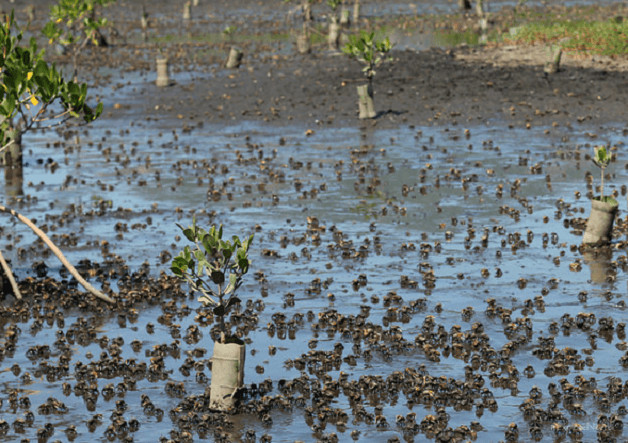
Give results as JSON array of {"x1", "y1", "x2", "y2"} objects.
[
  {"x1": 343, "y1": 30, "x2": 392, "y2": 81},
  {"x1": 43, "y1": 0, "x2": 115, "y2": 75},
  {"x1": 43, "y1": 0, "x2": 115, "y2": 46},
  {"x1": 171, "y1": 220, "x2": 254, "y2": 341},
  {"x1": 0, "y1": 11, "x2": 102, "y2": 154}
]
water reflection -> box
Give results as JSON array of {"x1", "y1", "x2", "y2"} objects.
[
  {"x1": 2, "y1": 141, "x2": 24, "y2": 197},
  {"x1": 583, "y1": 248, "x2": 613, "y2": 285}
]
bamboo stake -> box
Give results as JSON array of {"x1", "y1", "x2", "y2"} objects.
[
  {"x1": 0, "y1": 247, "x2": 21, "y2": 299},
  {"x1": 0, "y1": 204, "x2": 115, "y2": 303}
]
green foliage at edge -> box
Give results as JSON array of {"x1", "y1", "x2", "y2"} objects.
[{"x1": 0, "y1": 11, "x2": 102, "y2": 150}]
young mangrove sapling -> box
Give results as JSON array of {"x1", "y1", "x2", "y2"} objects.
[
  {"x1": 582, "y1": 145, "x2": 618, "y2": 245},
  {"x1": 342, "y1": 30, "x2": 392, "y2": 118},
  {"x1": 171, "y1": 221, "x2": 254, "y2": 343}
]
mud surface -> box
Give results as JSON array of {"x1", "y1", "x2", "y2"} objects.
[{"x1": 0, "y1": 1, "x2": 627, "y2": 442}]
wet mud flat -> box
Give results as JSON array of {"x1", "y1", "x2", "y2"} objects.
[{"x1": 0, "y1": 0, "x2": 628, "y2": 442}]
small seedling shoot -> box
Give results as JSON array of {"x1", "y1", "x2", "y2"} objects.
[
  {"x1": 222, "y1": 25, "x2": 237, "y2": 41},
  {"x1": 171, "y1": 221, "x2": 254, "y2": 343},
  {"x1": 592, "y1": 145, "x2": 615, "y2": 204}
]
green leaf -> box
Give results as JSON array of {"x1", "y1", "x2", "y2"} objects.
[
  {"x1": 238, "y1": 257, "x2": 249, "y2": 273},
  {"x1": 593, "y1": 145, "x2": 609, "y2": 168},
  {"x1": 171, "y1": 256, "x2": 190, "y2": 270},
  {"x1": 202, "y1": 234, "x2": 217, "y2": 256},
  {"x1": 182, "y1": 227, "x2": 195, "y2": 242}
]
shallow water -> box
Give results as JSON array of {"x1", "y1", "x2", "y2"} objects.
[
  {"x1": 2, "y1": 76, "x2": 628, "y2": 442},
  {"x1": 1, "y1": 1, "x2": 627, "y2": 441}
]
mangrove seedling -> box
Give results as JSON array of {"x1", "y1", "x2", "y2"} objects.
[
  {"x1": 583, "y1": 145, "x2": 618, "y2": 245},
  {"x1": 592, "y1": 145, "x2": 615, "y2": 204},
  {"x1": 222, "y1": 25, "x2": 238, "y2": 41},
  {"x1": 171, "y1": 221, "x2": 254, "y2": 343},
  {"x1": 342, "y1": 30, "x2": 392, "y2": 118},
  {"x1": 43, "y1": 0, "x2": 116, "y2": 78},
  {"x1": 221, "y1": 25, "x2": 243, "y2": 68}
]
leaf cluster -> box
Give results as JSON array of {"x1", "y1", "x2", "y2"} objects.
[
  {"x1": 171, "y1": 220, "x2": 253, "y2": 323},
  {"x1": 0, "y1": 12, "x2": 103, "y2": 152},
  {"x1": 592, "y1": 145, "x2": 610, "y2": 169},
  {"x1": 43, "y1": 0, "x2": 115, "y2": 49},
  {"x1": 342, "y1": 30, "x2": 392, "y2": 79}
]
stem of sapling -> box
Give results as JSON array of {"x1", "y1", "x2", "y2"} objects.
[{"x1": 600, "y1": 165, "x2": 605, "y2": 201}]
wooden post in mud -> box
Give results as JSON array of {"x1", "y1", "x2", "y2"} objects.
[
  {"x1": 193, "y1": 0, "x2": 199, "y2": 6},
  {"x1": 458, "y1": 0, "x2": 471, "y2": 11},
  {"x1": 226, "y1": 47, "x2": 243, "y2": 68},
  {"x1": 296, "y1": 22, "x2": 310, "y2": 54},
  {"x1": 353, "y1": 0, "x2": 360, "y2": 24},
  {"x1": 357, "y1": 84, "x2": 376, "y2": 119},
  {"x1": 156, "y1": 57, "x2": 170, "y2": 86},
  {"x1": 544, "y1": 45, "x2": 562, "y2": 74},
  {"x1": 328, "y1": 16, "x2": 341, "y2": 51},
  {"x1": 183, "y1": 1, "x2": 191, "y2": 20}
]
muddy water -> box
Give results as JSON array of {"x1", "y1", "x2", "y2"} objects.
[
  {"x1": 0, "y1": 1, "x2": 627, "y2": 441},
  {"x1": 2, "y1": 80, "x2": 627, "y2": 443}
]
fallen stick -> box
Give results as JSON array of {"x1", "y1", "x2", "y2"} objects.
[
  {"x1": 0, "y1": 204, "x2": 115, "y2": 303},
  {"x1": 0, "y1": 247, "x2": 21, "y2": 300}
]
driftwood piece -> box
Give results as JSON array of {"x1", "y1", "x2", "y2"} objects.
[
  {"x1": 0, "y1": 248, "x2": 20, "y2": 299},
  {"x1": 0, "y1": 204, "x2": 115, "y2": 303}
]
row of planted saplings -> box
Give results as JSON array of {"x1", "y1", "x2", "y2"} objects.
[
  {"x1": 291, "y1": 0, "x2": 393, "y2": 120},
  {"x1": 155, "y1": 31, "x2": 393, "y2": 121}
]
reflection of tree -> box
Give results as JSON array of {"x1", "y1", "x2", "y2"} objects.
[{"x1": 583, "y1": 248, "x2": 613, "y2": 285}]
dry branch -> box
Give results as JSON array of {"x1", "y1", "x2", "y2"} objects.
[
  {"x1": 0, "y1": 204, "x2": 115, "y2": 303},
  {"x1": 0, "y1": 247, "x2": 21, "y2": 299}
]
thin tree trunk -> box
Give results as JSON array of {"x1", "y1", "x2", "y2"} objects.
[{"x1": 0, "y1": 204, "x2": 115, "y2": 303}]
